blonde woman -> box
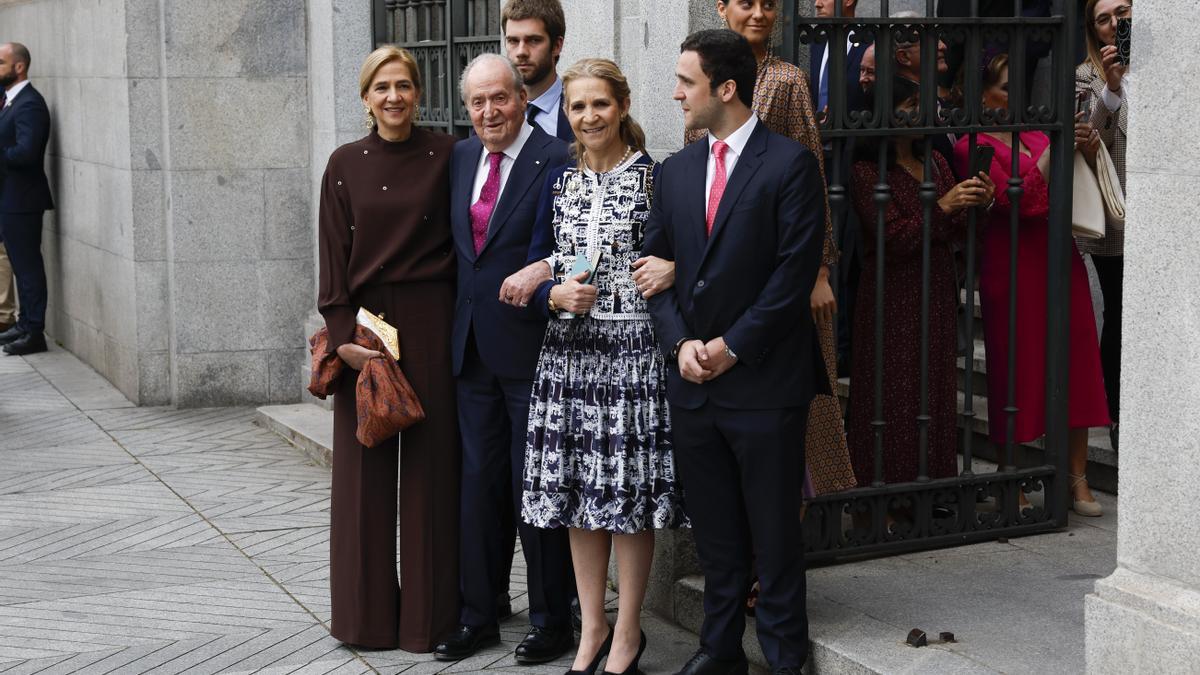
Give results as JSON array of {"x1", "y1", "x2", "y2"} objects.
[
  {"x1": 317, "y1": 46, "x2": 459, "y2": 651},
  {"x1": 1077, "y1": 0, "x2": 1130, "y2": 450},
  {"x1": 521, "y1": 58, "x2": 686, "y2": 675}
]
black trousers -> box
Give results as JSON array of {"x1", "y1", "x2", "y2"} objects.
[
  {"x1": 672, "y1": 402, "x2": 809, "y2": 670},
  {"x1": 0, "y1": 212, "x2": 47, "y2": 334},
  {"x1": 1092, "y1": 255, "x2": 1122, "y2": 423},
  {"x1": 456, "y1": 331, "x2": 574, "y2": 628}
]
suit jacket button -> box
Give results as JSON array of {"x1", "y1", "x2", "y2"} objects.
[
  {"x1": 473, "y1": 265, "x2": 481, "y2": 271},
  {"x1": 466, "y1": 297, "x2": 472, "y2": 304},
  {"x1": 696, "y1": 280, "x2": 705, "y2": 288}
]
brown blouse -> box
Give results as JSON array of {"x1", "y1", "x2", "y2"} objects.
[
  {"x1": 686, "y1": 55, "x2": 837, "y2": 267},
  {"x1": 317, "y1": 127, "x2": 457, "y2": 352}
]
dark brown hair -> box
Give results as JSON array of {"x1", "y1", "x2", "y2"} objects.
[{"x1": 501, "y1": 0, "x2": 566, "y2": 48}]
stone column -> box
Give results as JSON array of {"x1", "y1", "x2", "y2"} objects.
[{"x1": 1084, "y1": 3, "x2": 1200, "y2": 671}]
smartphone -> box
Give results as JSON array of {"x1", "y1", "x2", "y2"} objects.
[
  {"x1": 1116, "y1": 17, "x2": 1132, "y2": 66},
  {"x1": 971, "y1": 145, "x2": 996, "y2": 178},
  {"x1": 1075, "y1": 89, "x2": 1091, "y2": 117}
]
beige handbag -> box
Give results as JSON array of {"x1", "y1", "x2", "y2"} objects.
[{"x1": 1072, "y1": 144, "x2": 1125, "y2": 240}]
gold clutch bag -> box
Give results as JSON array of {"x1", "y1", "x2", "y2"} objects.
[{"x1": 356, "y1": 308, "x2": 401, "y2": 361}]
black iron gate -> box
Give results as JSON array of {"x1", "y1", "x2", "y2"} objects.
[
  {"x1": 794, "y1": 1, "x2": 1079, "y2": 562},
  {"x1": 373, "y1": 0, "x2": 503, "y2": 137}
]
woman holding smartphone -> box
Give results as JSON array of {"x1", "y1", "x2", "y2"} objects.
[
  {"x1": 954, "y1": 54, "x2": 1109, "y2": 515},
  {"x1": 846, "y1": 76, "x2": 995, "y2": 493},
  {"x1": 1077, "y1": 0, "x2": 1131, "y2": 451}
]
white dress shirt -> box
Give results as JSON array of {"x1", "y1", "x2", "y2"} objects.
[
  {"x1": 470, "y1": 121, "x2": 535, "y2": 206},
  {"x1": 705, "y1": 114, "x2": 759, "y2": 207},
  {"x1": 2, "y1": 79, "x2": 30, "y2": 109},
  {"x1": 818, "y1": 39, "x2": 856, "y2": 92},
  {"x1": 1100, "y1": 72, "x2": 1134, "y2": 112},
  {"x1": 527, "y1": 77, "x2": 563, "y2": 138}
]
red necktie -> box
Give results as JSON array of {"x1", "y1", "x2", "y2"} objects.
[
  {"x1": 706, "y1": 140, "x2": 729, "y2": 236},
  {"x1": 470, "y1": 152, "x2": 504, "y2": 255}
]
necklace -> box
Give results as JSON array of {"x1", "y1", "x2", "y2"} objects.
[{"x1": 584, "y1": 145, "x2": 633, "y2": 174}]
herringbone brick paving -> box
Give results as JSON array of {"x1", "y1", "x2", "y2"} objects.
[{"x1": 0, "y1": 346, "x2": 698, "y2": 673}]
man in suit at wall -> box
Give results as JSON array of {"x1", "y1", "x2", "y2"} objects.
[
  {"x1": 0, "y1": 42, "x2": 53, "y2": 356},
  {"x1": 0, "y1": 245, "x2": 14, "y2": 333},
  {"x1": 503, "y1": 0, "x2": 574, "y2": 143},
  {"x1": 645, "y1": 29, "x2": 827, "y2": 675},
  {"x1": 436, "y1": 52, "x2": 575, "y2": 665}
]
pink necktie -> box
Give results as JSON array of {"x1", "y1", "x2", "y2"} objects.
[
  {"x1": 706, "y1": 140, "x2": 729, "y2": 236},
  {"x1": 470, "y1": 152, "x2": 504, "y2": 254}
]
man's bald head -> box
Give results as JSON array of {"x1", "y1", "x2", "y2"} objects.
[
  {"x1": 0, "y1": 42, "x2": 30, "y2": 88},
  {"x1": 1, "y1": 43, "x2": 30, "y2": 69}
]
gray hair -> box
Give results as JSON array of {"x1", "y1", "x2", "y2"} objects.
[
  {"x1": 892, "y1": 12, "x2": 922, "y2": 50},
  {"x1": 459, "y1": 52, "x2": 522, "y2": 101}
]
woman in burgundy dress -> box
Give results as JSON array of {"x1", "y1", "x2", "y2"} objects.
[
  {"x1": 318, "y1": 46, "x2": 460, "y2": 650},
  {"x1": 953, "y1": 54, "x2": 1109, "y2": 515},
  {"x1": 847, "y1": 77, "x2": 995, "y2": 488}
]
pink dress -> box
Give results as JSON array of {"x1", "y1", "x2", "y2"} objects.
[{"x1": 953, "y1": 132, "x2": 1109, "y2": 443}]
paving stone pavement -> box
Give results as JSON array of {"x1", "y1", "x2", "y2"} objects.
[{"x1": 0, "y1": 346, "x2": 702, "y2": 674}]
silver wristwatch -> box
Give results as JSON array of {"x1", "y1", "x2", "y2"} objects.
[{"x1": 724, "y1": 343, "x2": 738, "y2": 361}]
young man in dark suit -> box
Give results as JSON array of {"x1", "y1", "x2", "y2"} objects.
[
  {"x1": 0, "y1": 42, "x2": 54, "y2": 356},
  {"x1": 503, "y1": 0, "x2": 575, "y2": 143},
  {"x1": 645, "y1": 29, "x2": 827, "y2": 675},
  {"x1": 437, "y1": 52, "x2": 575, "y2": 665}
]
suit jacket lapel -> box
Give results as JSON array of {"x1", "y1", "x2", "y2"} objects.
[
  {"x1": 682, "y1": 140, "x2": 708, "y2": 256},
  {"x1": 700, "y1": 124, "x2": 767, "y2": 267},
  {"x1": 454, "y1": 136, "x2": 483, "y2": 261},
  {"x1": 481, "y1": 128, "x2": 548, "y2": 255}
]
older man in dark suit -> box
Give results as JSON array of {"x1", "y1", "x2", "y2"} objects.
[
  {"x1": 0, "y1": 42, "x2": 54, "y2": 356},
  {"x1": 645, "y1": 29, "x2": 827, "y2": 675},
  {"x1": 436, "y1": 52, "x2": 575, "y2": 665}
]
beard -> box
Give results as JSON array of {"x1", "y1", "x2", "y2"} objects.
[
  {"x1": 518, "y1": 57, "x2": 554, "y2": 89},
  {"x1": 0, "y1": 71, "x2": 16, "y2": 89}
]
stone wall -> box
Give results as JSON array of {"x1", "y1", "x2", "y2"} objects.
[
  {"x1": 0, "y1": 0, "x2": 313, "y2": 406},
  {"x1": 0, "y1": 0, "x2": 141, "y2": 399}
]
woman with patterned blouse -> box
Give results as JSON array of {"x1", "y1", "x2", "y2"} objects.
[
  {"x1": 521, "y1": 58, "x2": 686, "y2": 675},
  {"x1": 688, "y1": 1, "x2": 856, "y2": 500}
]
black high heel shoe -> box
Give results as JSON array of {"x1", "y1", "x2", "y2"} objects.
[
  {"x1": 601, "y1": 630, "x2": 646, "y2": 675},
  {"x1": 566, "y1": 627, "x2": 613, "y2": 675}
]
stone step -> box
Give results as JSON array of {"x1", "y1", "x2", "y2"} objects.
[
  {"x1": 255, "y1": 403, "x2": 334, "y2": 468},
  {"x1": 835, "y1": 378, "x2": 1118, "y2": 493}
]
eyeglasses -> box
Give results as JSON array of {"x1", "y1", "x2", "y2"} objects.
[{"x1": 1093, "y1": 4, "x2": 1131, "y2": 29}]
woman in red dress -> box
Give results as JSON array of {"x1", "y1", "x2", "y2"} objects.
[
  {"x1": 953, "y1": 54, "x2": 1109, "y2": 516},
  {"x1": 847, "y1": 77, "x2": 995, "y2": 488}
]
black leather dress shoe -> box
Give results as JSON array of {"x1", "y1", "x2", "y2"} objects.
[
  {"x1": 434, "y1": 623, "x2": 500, "y2": 661},
  {"x1": 514, "y1": 624, "x2": 574, "y2": 664},
  {"x1": 0, "y1": 325, "x2": 25, "y2": 345},
  {"x1": 3, "y1": 332, "x2": 45, "y2": 356},
  {"x1": 674, "y1": 649, "x2": 749, "y2": 675}
]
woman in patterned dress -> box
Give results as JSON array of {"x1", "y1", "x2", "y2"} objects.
[
  {"x1": 521, "y1": 58, "x2": 686, "y2": 675},
  {"x1": 688, "y1": 0, "x2": 857, "y2": 500}
]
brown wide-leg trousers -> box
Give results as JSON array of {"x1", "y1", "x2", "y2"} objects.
[{"x1": 330, "y1": 281, "x2": 460, "y2": 652}]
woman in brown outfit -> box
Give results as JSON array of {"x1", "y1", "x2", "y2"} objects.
[
  {"x1": 687, "y1": 1, "x2": 856, "y2": 498},
  {"x1": 317, "y1": 45, "x2": 459, "y2": 651}
]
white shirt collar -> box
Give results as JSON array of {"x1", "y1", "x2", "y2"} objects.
[
  {"x1": 4, "y1": 80, "x2": 30, "y2": 103},
  {"x1": 708, "y1": 113, "x2": 758, "y2": 158},
  {"x1": 487, "y1": 120, "x2": 534, "y2": 162},
  {"x1": 529, "y1": 77, "x2": 562, "y2": 118}
]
